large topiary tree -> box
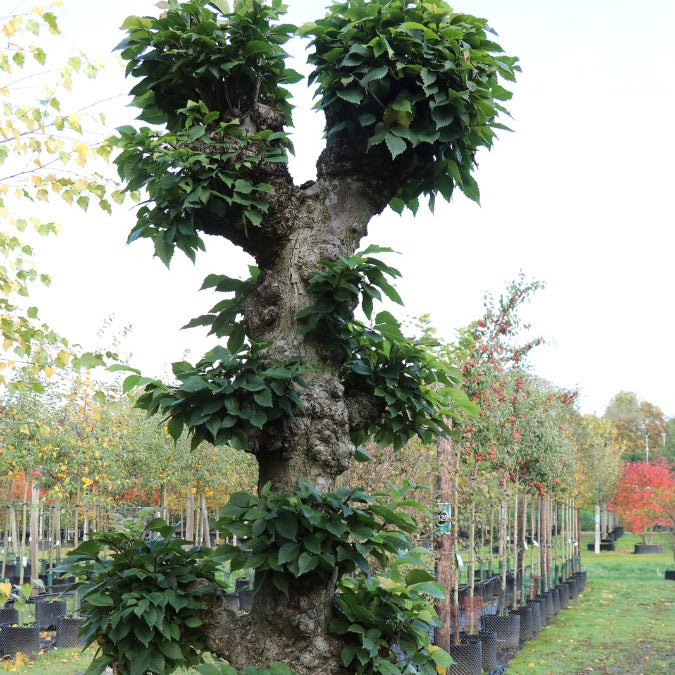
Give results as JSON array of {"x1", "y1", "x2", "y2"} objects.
[{"x1": 111, "y1": 0, "x2": 518, "y2": 670}]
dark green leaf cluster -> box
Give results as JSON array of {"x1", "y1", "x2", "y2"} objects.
[
  {"x1": 116, "y1": 0, "x2": 300, "y2": 131},
  {"x1": 57, "y1": 519, "x2": 216, "y2": 675},
  {"x1": 183, "y1": 267, "x2": 260, "y2": 351},
  {"x1": 134, "y1": 343, "x2": 306, "y2": 450},
  {"x1": 213, "y1": 479, "x2": 426, "y2": 596},
  {"x1": 298, "y1": 248, "x2": 472, "y2": 448},
  {"x1": 332, "y1": 554, "x2": 453, "y2": 673},
  {"x1": 343, "y1": 314, "x2": 471, "y2": 448},
  {"x1": 297, "y1": 245, "x2": 401, "y2": 336},
  {"x1": 300, "y1": 0, "x2": 518, "y2": 211},
  {"x1": 115, "y1": 104, "x2": 290, "y2": 266}
]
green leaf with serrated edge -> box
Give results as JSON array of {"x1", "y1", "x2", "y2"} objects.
[
  {"x1": 336, "y1": 89, "x2": 363, "y2": 104},
  {"x1": 384, "y1": 133, "x2": 406, "y2": 159}
]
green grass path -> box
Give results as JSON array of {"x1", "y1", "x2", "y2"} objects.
[{"x1": 506, "y1": 534, "x2": 675, "y2": 674}]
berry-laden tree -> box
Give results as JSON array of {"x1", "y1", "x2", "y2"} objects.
[{"x1": 113, "y1": 0, "x2": 518, "y2": 670}]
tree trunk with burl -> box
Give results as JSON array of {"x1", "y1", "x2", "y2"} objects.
[{"x1": 114, "y1": 1, "x2": 517, "y2": 671}]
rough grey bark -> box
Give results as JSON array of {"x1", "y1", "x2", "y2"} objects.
[{"x1": 193, "y1": 112, "x2": 410, "y2": 671}]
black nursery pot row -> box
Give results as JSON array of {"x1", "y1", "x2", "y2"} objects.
[
  {"x1": 446, "y1": 571, "x2": 587, "y2": 674},
  {"x1": 0, "y1": 599, "x2": 85, "y2": 658}
]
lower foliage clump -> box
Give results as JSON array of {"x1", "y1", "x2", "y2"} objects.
[
  {"x1": 59, "y1": 518, "x2": 217, "y2": 675},
  {"x1": 61, "y1": 483, "x2": 452, "y2": 674}
]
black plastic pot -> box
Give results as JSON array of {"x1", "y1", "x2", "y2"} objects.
[
  {"x1": 55, "y1": 617, "x2": 85, "y2": 648},
  {"x1": 634, "y1": 544, "x2": 662, "y2": 554},
  {"x1": 573, "y1": 571, "x2": 586, "y2": 593},
  {"x1": 539, "y1": 592, "x2": 554, "y2": 623},
  {"x1": 479, "y1": 629, "x2": 497, "y2": 674},
  {"x1": 0, "y1": 625, "x2": 40, "y2": 656},
  {"x1": 238, "y1": 589, "x2": 253, "y2": 613},
  {"x1": 0, "y1": 607, "x2": 18, "y2": 625},
  {"x1": 528, "y1": 600, "x2": 543, "y2": 636},
  {"x1": 566, "y1": 578, "x2": 578, "y2": 600},
  {"x1": 1, "y1": 563, "x2": 17, "y2": 578},
  {"x1": 448, "y1": 634, "x2": 482, "y2": 675},
  {"x1": 551, "y1": 587, "x2": 561, "y2": 614},
  {"x1": 558, "y1": 584, "x2": 569, "y2": 608},
  {"x1": 482, "y1": 613, "x2": 520, "y2": 650},
  {"x1": 35, "y1": 599, "x2": 66, "y2": 630},
  {"x1": 513, "y1": 605, "x2": 533, "y2": 643},
  {"x1": 235, "y1": 578, "x2": 250, "y2": 591},
  {"x1": 665, "y1": 570, "x2": 675, "y2": 581}
]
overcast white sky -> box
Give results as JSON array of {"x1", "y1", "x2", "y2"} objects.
[{"x1": 25, "y1": 0, "x2": 675, "y2": 419}]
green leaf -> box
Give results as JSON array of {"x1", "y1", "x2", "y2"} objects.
[
  {"x1": 297, "y1": 552, "x2": 319, "y2": 576},
  {"x1": 253, "y1": 389, "x2": 273, "y2": 408},
  {"x1": 429, "y1": 647, "x2": 454, "y2": 667},
  {"x1": 409, "y1": 581, "x2": 446, "y2": 599},
  {"x1": 336, "y1": 90, "x2": 364, "y2": 105},
  {"x1": 384, "y1": 133, "x2": 406, "y2": 159},
  {"x1": 354, "y1": 446, "x2": 372, "y2": 462},
  {"x1": 277, "y1": 542, "x2": 300, "y2": 565},
  {"x1": 84, "y1": 593, "x2": 114, "y2": 607},
  {"x1": 274, "y1": 512, "x2": 297, "y2": 542},
  {"x1": 360, "y1": 65, "x2": 389, "y2": 89}
]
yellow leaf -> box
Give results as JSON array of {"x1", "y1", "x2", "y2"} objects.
[
  {"x1": 55, "y1": 349, "x2": 70, "y2": 367},
  {"x1": 67, "y1": 113, "x2": 82, "y2": 134},
  {"x1": 20, "y1": 424, "x2": 30, "y2": 434},
  {"x1": 31, "y1": 175, "x2": 42, "y2": 187},
  {"x1": 74, "y1": 142, "x2": 88, "y2": 166},
  {"x1": 0, "y1": 581, "x2": 11, "y2": 599},
  {"x1": 44, "y1": 367, "x2": 55, "y2": 378}
]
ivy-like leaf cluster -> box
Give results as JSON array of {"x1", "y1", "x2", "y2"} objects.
[
  {"x1": 133, "y1": 343, "x2": 306, "y2": 451},
  {"x1": 343, "y1": 314, "x2": 471, "y2": 448},
  {"x1": 297, "y1": 244, "x2": 401, "y2": 336},
  {"x1": 116, "y1": 0, "x2": 300, "y2": 131},
  {"x1": 300, "y1": 0, "x2": 518, "y2": 211},
  {"x1": 298, "y1": 248, "x2": 473, "y2": 448},
  {"x1": 115, "y1": 104, "x2": 290, "y2": 266},
  {"x1": 213, "y1": 479, "x2": 426, "y2": 596},
  {"x1": 332, "y1": 554, "x2": 453, "y2": 673},
  {"x1": 114, "y1": 0, "x2": 301, "y2": 265},
  {"x1": 182, "y1": 267, "x2": 259, "y2": 351},
  {"x1": 57, "y1": 519, "x2": 217, "y2": 675}
]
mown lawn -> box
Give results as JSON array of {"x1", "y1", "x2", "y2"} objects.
[{"x1": 506, "y1": 533, "x2": 675, "y2": 674}]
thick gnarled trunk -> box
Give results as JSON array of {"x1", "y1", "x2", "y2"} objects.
[{"x1": 197, "y1": 151, "x2": 399, "y2": 671}]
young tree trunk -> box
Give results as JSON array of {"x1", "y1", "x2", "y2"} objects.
[
  {"x1": 30, "y1": 484, "x2": 40, "y2": 584},
  {"x1": 434, "y1": 436, "x2": 454, "y2": 650},
  {"x1": 185, "y1": 492, "x2": 195, "y2": 544},
  {"x1": 9, "y1": 505, "x2": 19, "y2": 557}
]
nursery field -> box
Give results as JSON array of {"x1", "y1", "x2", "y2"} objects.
[
  {"x1": 506, "y1": 533, "x2": 675, "y2": 674},
  {"x1": 2, "y1": 534, "x2": 672, "y2": 674}
]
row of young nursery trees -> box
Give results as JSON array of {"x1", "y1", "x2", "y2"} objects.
[{"x1": 2, "y1": 277, "x2": 672, "y2": 556}]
